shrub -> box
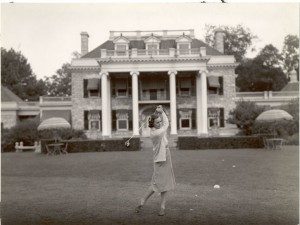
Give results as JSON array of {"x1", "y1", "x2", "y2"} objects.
[
  {"x1": 38, "y1": 128, "x2": 87, "y2": 140},
  {"x1": 228, "y1": 100, "x2": 266, "y2": 135},
  {"x1": 178, "y1": 136, "x2": 264, "y2": 150},
  {"x1": 286, "y1": 133, "x2": 299, "y2": 145},
  {"x1": 1, "y1": 118, "x2": 40, "y2": 152},
  {"x1": 40, "y1": 138, "x2": 140, "y2": 153},
  {"x1": 279, "y1": 98, "x2": 299, "y2": 124},
  {"x1": 1, "y1": 118, "x2": 87, "y2": 152},
  {"x1": 253, "y1": 120, "x2": 298, "y2": 138}
]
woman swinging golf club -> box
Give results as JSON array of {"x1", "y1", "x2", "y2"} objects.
[{"x1": 135, "y1": 105, "x2": 176, "y2": 216}]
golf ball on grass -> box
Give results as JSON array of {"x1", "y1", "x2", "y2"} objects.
[{"x1": 214, "y1": 185, "x2": 220, "y2": 189}]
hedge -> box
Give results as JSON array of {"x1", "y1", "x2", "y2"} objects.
[
  {"x1": 41, "y1": 138, "x2": 140, "y2": 153},
  {"x1": 178, "y1": 136, "x2": 265, "y2": 150}
]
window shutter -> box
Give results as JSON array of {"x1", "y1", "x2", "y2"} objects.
[
  {"x1": 84, "y1": 111, "x2": 89, "y2": 130},
  {"x1": 191, "y1": 77, "x2": 196, "y2": 96},
  {"x1": 219, "y1": 77, "x2": 224, "y2": 95},
  {"x1": 128, "y1": 110, "x2": 133, "y2": 131},
  {"x1": 220, "y1": 108, "x2": 225, "y2": 127},
  {"x1": 99, "y1": 79, "x2": 101, "y2": 97},
  {"x1": 128, "y1": 78, "x2": 132, "y2": 96},
  {"x1": 112, "y1": 110, "x2": 116, "y2": 131},
  {"x1": 83, "y1": 79, "x2": 88, "y2": 98}
]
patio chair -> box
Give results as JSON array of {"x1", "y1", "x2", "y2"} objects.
[{"x1": 61, "y1": 142, "x2": 68, "y2": 154}]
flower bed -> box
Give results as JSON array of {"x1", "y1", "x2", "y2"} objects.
[
  {"x1": 178, "y1": 136, "x2": 264, "y2": 150},
  {"x1": 41, "y1": 138, "x2": 140, "y2": 153}
]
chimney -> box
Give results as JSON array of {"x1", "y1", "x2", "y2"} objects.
[
  {"x1": 80, "y1": 32, "x2": 89, "y2": 56},
  {"x1": 214, "y1": 28, "x2": 225, "y2": 54}
]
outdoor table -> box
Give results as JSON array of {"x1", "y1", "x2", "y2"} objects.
[
  {"x1": 265, "y1": 138, "x2": 284, "y2": 150},
  {"x1": 46, "y1": 143, "x2": 65, "y2": 155}
]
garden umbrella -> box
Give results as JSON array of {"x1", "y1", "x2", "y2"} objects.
[
  {"x1": 256, "y1": 109, "x2": 293, "y2": 138},
  {"x1": 256, "y1": 109, "x2": 293, "y2": 121},
  {"x1": 38, "y1": 117, "x2": 71, "y2": 142},
  {"x1": 38, "y1": 117, "x2": 71, "y2": 130}
]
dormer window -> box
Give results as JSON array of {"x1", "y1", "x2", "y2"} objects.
[
  {"x1": 144, "y1": 35, "x2": 161, "y2": 55},
  {"x1": 115, "y1": 44, "x2": 127, "y2": 56},
  {"x1": 176, "y1": 35, "x2": 192, "y2": 55},
  {"x1": 113, "y1": 35, "x2": 130, "y2": 56}
]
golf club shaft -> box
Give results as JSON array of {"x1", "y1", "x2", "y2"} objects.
[{"x1": 126, "y1": 120, "x2": 148, "y2": 142}]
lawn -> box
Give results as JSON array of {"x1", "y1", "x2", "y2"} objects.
[{"x1": 1, "y1": 146, "x2": 299, "y2": 225}]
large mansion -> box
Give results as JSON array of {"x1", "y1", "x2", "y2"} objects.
[{"x1": 70, "y1": 29, "x2": 237, "y2": 139}]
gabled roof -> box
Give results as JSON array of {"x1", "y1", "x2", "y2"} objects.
[
  {"x1": 1, "y1": 86, "x2": 23, "y2": 102},
  {"x1": 82, "y1": 38, "x2": 223, "y2": 58}
]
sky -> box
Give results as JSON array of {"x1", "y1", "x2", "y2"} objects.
[{"x1": 1, "y1": 2, "x2": 299, "y2": 80}]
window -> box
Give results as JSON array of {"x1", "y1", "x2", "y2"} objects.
[
  {"x1": 179, "y1": 77, "x2": 191, "y2": 96},
  {"x1": 147, "y1": 44, "x2": 159, "y2": 55},
  {"x1": 181, "y1": 119, "x2": 190, "y2": 128},
  {"x1": 89, "y1": 90, "x2": 99, "y2": 97},
  {"x1": 179, "y1": 110, "x2": 192, "y2": 130},
  {"x1": 207, "y1": 76, "x2": 222, "y2": 95},
  {"x1": 178, "y1": 43, "x2": 190, "y2": 55},
  {"x1": 116, "y1": 44, "x2": 127, "y2": 56},
  {"x1": 88, "y1": 110, "x2": 101, "y2": 131},
  {"x1": 180, "y1": 88, "x2": 190, "y2": 96},
  {"x1": 207, "y1": 108, "x2": 225, "y2": 128},
  {"x1": 86, "y1": 78, "x2": 100, "y2": 97},
  {"x1": 118, "y1": 120, "x2": 128, "y2": 130},
  {"x1": 116, "y1": 112, "x2": 129, "y2": 131},
  {"x1": 117, "y1": 89, "x2": 127, "y2": 97},
  {"x1": 115, "y1": 78, "x2": 128, "y2": 97}
]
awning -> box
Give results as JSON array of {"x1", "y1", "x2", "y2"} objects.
[
  {"x1": 87, "y1": 79, "x2": 99, "y2": 90},
  {"x1": 180, "y1": 78, "x2": 191, "y2": 88},
  {"x1": 142, "y1": 79, "x2": 165, "y2": 90},
  {"x1": 115, "y1": 80, "x2": 127, "y2": 89},
  {"x1": 208, "y1": 76, "x2": 220, "y2": 88}
]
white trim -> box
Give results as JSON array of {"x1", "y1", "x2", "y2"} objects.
[{"x1": 179, "y1": 118, "x2": 191, "y2": 130}]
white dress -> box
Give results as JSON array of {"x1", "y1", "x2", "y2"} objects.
[{"x1": 150, "y1": 112, "x2": 176, "y2": 193}]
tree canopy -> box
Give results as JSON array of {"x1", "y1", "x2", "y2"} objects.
[
  {"x1": 1, "y1": 47, "x2": 47, "y2": 101},
  {"x1": 204, "y1": 24, "x2": 257, "y2": 62},
  {"x1": 281, "y1": 34, "x2": 299, "y2": 79},
  {"x1": 44, "y1": 63, "x2": 71, "y2": 96},
  {"x1": 236, "y1": 44, "x2": 288, "y2": 92}
]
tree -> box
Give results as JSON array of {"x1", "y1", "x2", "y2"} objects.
[
  {"x1": 228, "y1": 100, "x2": 266, "y2": 135},
  {"x1": 44, "y1": 63, "x2": 71, "y2": 96},
  {"x1": 236, "y1": 43, "x2": 288, "y2": 92},
  {"x1": 236, "y1": 58, "x2": 288, "y2": 92},
  {"x1": 204, "y1": 24, "x2": 257, "y2": 62},
  {"x1": 281, "y1": 34, "x2": 299, "y2": 79},
  {"x1": 254, "y1": 44, "x2": 283, "y2": 68},
  {"x1": 1, "y1": 47, "x2": 47, "y2": 101}
]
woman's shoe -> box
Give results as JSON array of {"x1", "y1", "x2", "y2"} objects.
[
  {"x1": 135, "y1": 205, "x2": 143, "y2": 213},
  {"x1": 158, "y1": 208, "x2": 165, "y2": 216}
]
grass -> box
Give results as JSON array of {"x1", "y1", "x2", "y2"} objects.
[{"x1": 1, "y1": 146, "x2": 299, "y2": 225}]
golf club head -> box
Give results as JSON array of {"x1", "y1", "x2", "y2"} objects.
[{"x1": 125, "y1": 140, "x2": 130, "y2": 148}]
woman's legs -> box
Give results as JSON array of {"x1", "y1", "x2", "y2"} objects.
[
  {"x1": 159, "y1": 191, "x2": 167, "y2": 216},
  {"x1": 136, "y1": 186, "x2": 155, "y2": 213},
  {"x1": 140, "y1": 186, "x2": 155, "y2": 205}
]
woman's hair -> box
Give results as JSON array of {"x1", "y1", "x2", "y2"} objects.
[{"x1": 148, "y1": 114, "x2": 160, "y2": 128}]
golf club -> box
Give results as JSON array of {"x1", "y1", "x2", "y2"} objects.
[{"x1": 124, "y1": 106, "x2": 162, "y2": 147}]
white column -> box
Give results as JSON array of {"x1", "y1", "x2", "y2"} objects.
[
  {"x1": 107, "y1": 76, "x2": 112, "y2": 137},
  {"x1": 130, "y1": 71, "x2": 140, "y2": 136},
  {"x1": 196, "y1": 69, "x2": 208, "y2": 135},
  {"x1": 168, "y1": 70, "x2": 177, "y2": 135},
  {"x1": 101, "y1": 72, "x2": 109, "y2": 137}
]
